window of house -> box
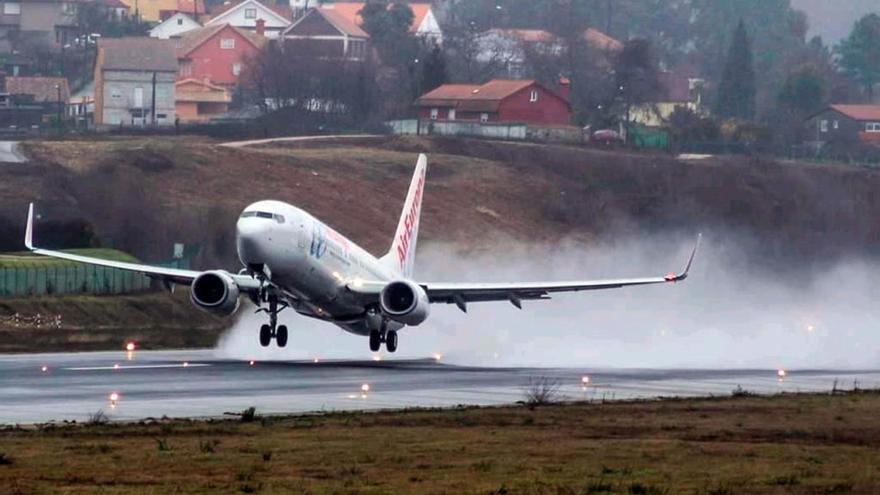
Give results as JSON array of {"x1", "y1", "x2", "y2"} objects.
[
  {"x1": 867, "y1": 123, "x2": 880, "y2": 132},
  {"x1": 833, "y1": 120, "x2": 839, "y2": 129},
  {"x1": 244, "y1": 7, "x2": 257, "y2": 19},
  {"x1": 110, "y1": 87, "x2": 121, "y2": 99},
  {"x1": 480, "y1": 113, "x2": 489, "y2": 123},
  {"x1": 180, "y1": 63, "x2": 192, "y2": 77},
  {"x1": 447, "y1": 108, "x2": 456, "y2": 120},
  {"x1": 820, "y1": 119, "x2": 828, "y2": 132},
  {"x1": 220, "y1": 38, "x2": 235, "y2": 49},
  {"x1": 430, "y1": 108, "x2": 438, "y2": 120},
  {"x1": 156, "y1": 114, "x2": 167, "y2": 120},
  {"x1": 232, "y1": 63, "x2": 241, "y2": 76},
  {"x1": 177, "y1": 18, "x2": 184, "y2": 25},
  {"x1": 529, "y1": 89, "x2": 538, "y2": 102},
  {"x1": 61, "y1": 2, "x2": 76, "y2": 14},
  {"x1": 3, "y1": 2, "x2": 21, "y2": 15}
]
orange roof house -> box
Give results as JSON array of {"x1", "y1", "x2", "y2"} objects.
[
  {"x1": 175, "y1": 78, "x2": 231, "y2": 122},
  {"x1": 805, "y1": 104, "x2": 880, "y2": 144}
]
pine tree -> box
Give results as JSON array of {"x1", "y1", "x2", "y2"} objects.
[
  {"x1": 836, "y1": 13, "x2": 880, "y2": 101},
  {"x1": 420, "y1": 45, "x2": 448, "y2": 93},
  {"x1": 715, "y1": 20, "x2": 756, "y2": 120}
]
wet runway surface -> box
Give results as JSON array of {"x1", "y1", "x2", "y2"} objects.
[{"x1": 1, "y1": 350, "x2": 879, "y2": 424}]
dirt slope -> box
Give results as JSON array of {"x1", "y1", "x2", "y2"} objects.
[{"x1": 1, "y1": 135, "x2": 878, "y2": 270}]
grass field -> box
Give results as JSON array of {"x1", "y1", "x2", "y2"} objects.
[
  {"x1": 1, "y1": 391, "x2": 878, "y2": 494},
  {"x1": 0, "y1": 249, "x2": 138, "y2": 268}
]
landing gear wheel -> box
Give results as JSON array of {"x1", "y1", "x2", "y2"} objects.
[
  {"x1": 386, "y1": 331, "x2": 398, "y2": 353},
  {"x1": 369, "y1": 329, "x2": 381, "y2": 352},
  {"x1": 276, "y1": 325, "x2": 288, "y2": 348},
  {"x1": 259, "y1": 324, "x2": 272, "y2": 347}
]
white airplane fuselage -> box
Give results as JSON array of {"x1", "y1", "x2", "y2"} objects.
[{"x1": 236, "y1": 200, "x2": 402, "y2": 336}]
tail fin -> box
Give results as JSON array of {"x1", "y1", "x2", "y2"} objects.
[{"x1": 380, "y1": 154, "x2": 427, "y2": 278}]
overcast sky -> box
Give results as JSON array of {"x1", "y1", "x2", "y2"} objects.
[{"x1": 791, "y1": 0, "x2": 878, "y2": 45}]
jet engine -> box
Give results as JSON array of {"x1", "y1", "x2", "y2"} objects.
[
  {"x1": 190, "y1": 271, "x2": 241, "y2": 316},
  {"x1": 379, "y1": 280, "x2": 430, "y2": 326}
]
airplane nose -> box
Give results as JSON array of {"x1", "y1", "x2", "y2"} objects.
[{"x1": 236, "y1": 218, "x2": 270, "y2": 265}]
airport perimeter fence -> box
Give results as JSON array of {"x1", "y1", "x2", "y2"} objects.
[{"x1": 0, "y1": 259, "x2": 190, "y2": 299}]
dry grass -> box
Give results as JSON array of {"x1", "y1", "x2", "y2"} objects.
[
  {"x1": 0, "y1": 290, "x2": 229, "y2": 352},
  {"x1": 1, "y1": 392, "x2": 879, "y2": 494}
]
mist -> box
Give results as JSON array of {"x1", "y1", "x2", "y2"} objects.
[{"x1": 215, "y1": 234, "x2": 880, "y2": 369}]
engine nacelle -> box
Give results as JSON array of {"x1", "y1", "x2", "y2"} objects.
[
  {"x1": 190, "y1": 271, "x2": 241, "y2": 316},
  {"x1": 379, "y1": 280, "x2": 430, "y2": 326}
]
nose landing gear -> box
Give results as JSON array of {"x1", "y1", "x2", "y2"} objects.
[{"x1": 257, "y1": 294, "x2": 288, "y2": 348}]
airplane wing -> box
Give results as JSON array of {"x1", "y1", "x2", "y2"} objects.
[
  {"x1": 24, "y1": 203, "x2": 261, "y2": 291},
  {"x1": 423, "y1": 235, "x2": 700, "y2": 311},
  {"x1": 348, "y1": 235, "x2": 700, "y2": 312}
]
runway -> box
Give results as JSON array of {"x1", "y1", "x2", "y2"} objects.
[{"x1": 1, "y1": 350, "x2": 878, "y2": 424}]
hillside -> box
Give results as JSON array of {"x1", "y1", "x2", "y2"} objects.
[{"x1": 0, "y1": 136, "x2": 877, "y2": 272}]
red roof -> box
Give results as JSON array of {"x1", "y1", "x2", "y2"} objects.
[
  {"x1": 176, "y1": 23, "x2": 264, "y2": 57},
  {"x1": 417, "y1": 79, "x2": 569, "y2": 112},
  {"x1": 320, "y1": 2, "x2": 431, "y2": 34},
  {"x1": 830, "y1": 104, "x2": 880, "y2": 121},
  {"x1": 317, "y1": 7, "x2": 369, "y2": 38}
]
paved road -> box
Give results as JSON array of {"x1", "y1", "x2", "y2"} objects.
[
  {"x1": 1, "y1": 350, "x2": 878, "y2": 424},
  {"x1": 0, "y1": 141, "x2": 26, "y2": 163},
  {"x1": 219, "y1": 134, "x2": 383, "y2": 148}
]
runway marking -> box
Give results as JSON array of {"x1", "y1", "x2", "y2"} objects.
[{"x1": 64, "y1": 364, "x2": 211, "y2": 371}]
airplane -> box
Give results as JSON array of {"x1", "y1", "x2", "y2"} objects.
[{"x1": 24, "y1": 154, "x2": 700, "y2": 353}]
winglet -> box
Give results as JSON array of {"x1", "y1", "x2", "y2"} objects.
[
  {"x1": 24, "y1": 203, "x2": 34, "y2": 251},
  {"x1": 665, "y1": 233, "x2": 701, "y2": 282}
]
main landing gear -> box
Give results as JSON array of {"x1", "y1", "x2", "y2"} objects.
[
  {"x1": 369, "y1": 327, "x2": 398, "y2": 353},
  {"x1": 257, "y1": 294, "x2": 288, "y2": 348}
]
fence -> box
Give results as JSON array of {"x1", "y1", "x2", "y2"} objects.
[{"x1": 0, "y1": 259, "x2": 190, "y2": 298}]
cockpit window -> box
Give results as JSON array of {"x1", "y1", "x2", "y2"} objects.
[{"x1": 240, "y1": 211, "x2": 285, "y2": 223}]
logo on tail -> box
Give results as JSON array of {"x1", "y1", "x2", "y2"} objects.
[{"x1": 381, "y1": 154, "x2": 427, "y2": 278}]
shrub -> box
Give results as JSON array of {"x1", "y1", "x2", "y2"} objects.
[
  {"x1": 522, "y1": 377, "x2": 562, "y2": 406},
  {"x1": 241, "y1": 407, "x2": 257, "y2": 423}
]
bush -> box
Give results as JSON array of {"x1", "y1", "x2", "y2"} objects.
[
  {"x1": 522, "y1": 377, "x2": 562, "y2": 406},
  {"x1": 241, "y1": 407, "x2": 257, "y2": 423},
  {"x1": 86, "y1": 410, "x2": 109, "y2": 425}
]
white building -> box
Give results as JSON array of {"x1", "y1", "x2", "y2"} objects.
[
  {"x1": 149, "y1": 12, "x2": 202, "y2": 39},
  {"x1": 206, "y1": 0, "x2": 291, "y2": 39}
]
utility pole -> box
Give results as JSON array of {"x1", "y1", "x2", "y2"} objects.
[
  {"x1": 55, "y1": 84, "x2": 63, "y2": 134},
  {"x1": 151, "y1": 72, "x2": 157, "y2": 126}
]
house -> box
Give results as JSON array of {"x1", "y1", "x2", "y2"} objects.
[
  {"x1": 100, "y1": 0, "x2": 131, "y2": 20},
  {"x1": 5, "y1": 76, "x2": 70, "y2": 121},
  {"x1": 175, "y1": 78, "x2": 230, "y2": 122},
  {"x1": 476, "y1": 28, "x2": 622, "y2": 78},
  {"x1": 94, "y1": 37, "x2": 178, "y2": 127},
  {"x1": 281, "y1": 7, "x2": 369, "y2": 61},
  {"x1": 416, "y1": 79, "x2": 571, "y2": 126},
  {"x1": 206, "y1": 0, "x2": 292, "y2": 39},
  {"x1": 118, "y1": 0, "x2": 204, "y2": 22},
  {"x1": 0, "y1": 0, "x2": 79, "y2": 51},
  {"x1": 176, "y1": 23, "x2": 264, "y2": 86},
  {"x1": 315, "y1": 2, "x2": 442, "y2": 42},
  {"x1": 805, "y1": 105, "x2": 880, "y2": 145},
  {"x1": 631, "y1": 71, "x2": 706, "y2": 127},
  {"x1": 149, "y1": 12, "x2": 202, "y2": 39}
]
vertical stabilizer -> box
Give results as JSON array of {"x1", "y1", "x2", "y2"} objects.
[{"x1": 380, "y1": 154, "x2": 427, "y2": 278}]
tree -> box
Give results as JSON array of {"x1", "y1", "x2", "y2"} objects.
[
  {"x1": 836, "y1": 13, "x2": 880, "y2": 101},
  {"x1": 420, "y1": 44, "x2": 447, "y2": 93},
  {"x1": 614, "y1": 39, "x2": 663, "y2": 134},
  {"x1": 778, "y1": 64, "x2": 825, "y2": 115},
  {"x1": 715, "y1": 20, "x2": 756, "y2": 120}
]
